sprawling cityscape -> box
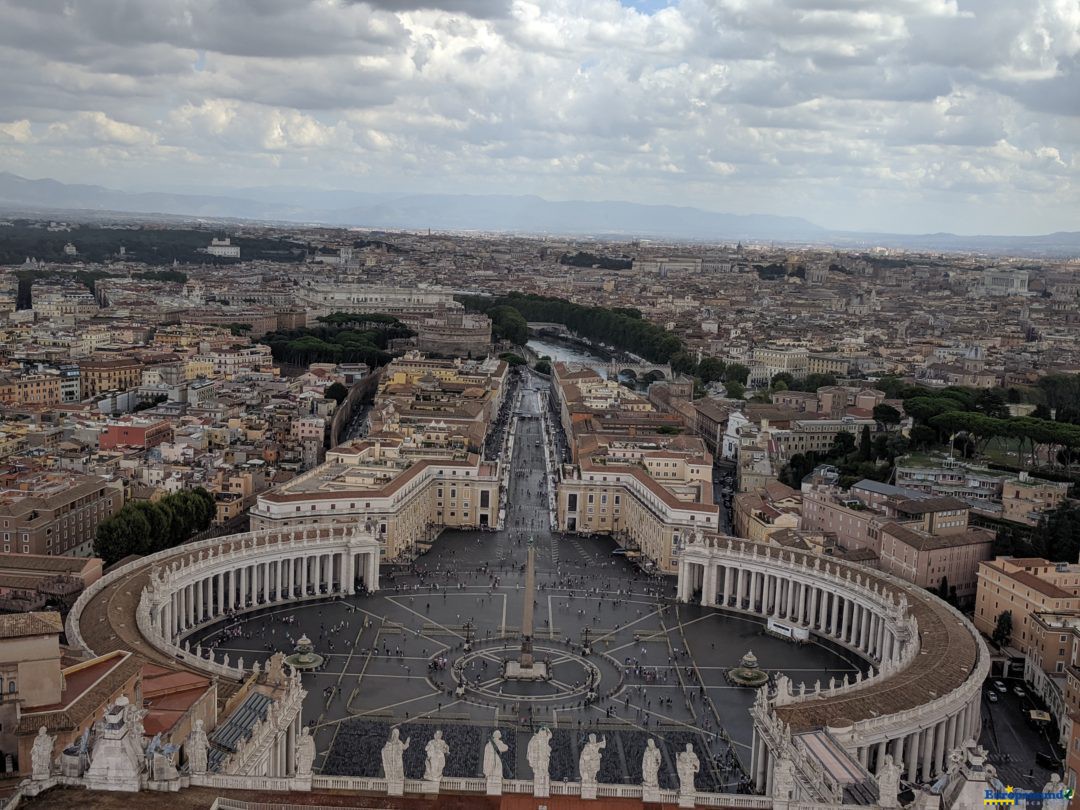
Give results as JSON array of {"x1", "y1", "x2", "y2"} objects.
[
  {"x1": 0, "y1": 221, "x2": 1073, "y2": 810},
  {"x1": 0, "y1": 2, "x2": 1077, "y2": 810}
]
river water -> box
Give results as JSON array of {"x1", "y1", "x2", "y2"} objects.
[{"x1": 526, "y1": 336, "x2": 610, "y2": 378}]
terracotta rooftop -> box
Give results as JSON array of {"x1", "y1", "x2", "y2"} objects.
[
  {"x1": 18, "y1": 650, "x2": 142, "y2": 735},
  {"x1": 0, "y1": 611, "x2": 62, "y2": 639}
]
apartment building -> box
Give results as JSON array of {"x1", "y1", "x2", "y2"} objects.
[
  {"x1": 0, "y1": 374, "x2": 62, "y2": 408},
  {"x1": 78, "y1": 356, "x2": 143, "y2": 397},
  {"x1": 0, "y1": 472, "x2": 125, "y2": 557},
  {"x1": 1001, "y1": 472, "x2": 1070, "y2": 526},
  {"x1": 732, "y1": 482, "x2": 802, "y2": 543},
  {"x1": 974, "y1": 558, "x2": 1080, "y2": 656},
  {"x1": 801, "y1": 479, "x2": 993, "y2": 602},
  {"x1": 99, "y1": 417, "x2": 173, "y2": 451},
  {"x1": 551, "y1": 361, "x2": 719, "y2": 573},
  {"x1": 250, "y1": 439, "x2": 500, "y2": 559}
]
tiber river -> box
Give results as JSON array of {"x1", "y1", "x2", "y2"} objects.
[{"x1": 526, "y1": 336, "x2": 611, "y2": 378}]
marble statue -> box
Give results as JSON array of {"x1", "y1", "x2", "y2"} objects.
[
  {"x1": 187, "y1": 719, "x2": 209, "y2": 775},
  {"x1": 381, "y1": 728, "x2": 409, "y2": 795},
  {"x1": 31, "y1": 727, "x2": 53, "y2": 781},
  {"x1": 483, "y1": 730, "x2": 509, "y2": 795},
  {"x1": 1041, "y1": 774, "x2": 1069, "y2": 810},
  {"x1": 483, "y1": 730, "x2": 508, "y2": 777},
  {"x1": 876, "y1": 754, "x2": 901, "y2": 809},
  {"x1": 642, "y1": 738, "x2": 661, "y2": 788},
  {"x1": 296, "y1": 727, "x2": 315, "y2": 778},
  {"x1": 423, "y1": 730, "x2": 449, "y2": 782},
  {"x1": 579, "y1": 733, "x2": 606, "y2": 784},
  {"x1": 526, "y1": 727, "x2": 552, "y2": 796},
  {"x1": 676, "y1": 743, "x2": 699, "y2": 799},
  {"x1": 772, "y1": 752, "x2": 797, "y2": 804}
]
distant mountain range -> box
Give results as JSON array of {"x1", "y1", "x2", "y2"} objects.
[{"x1": 0, "y1": 171, "x2": 1078, "y2": 256}]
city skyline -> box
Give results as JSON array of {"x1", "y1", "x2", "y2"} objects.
[{"x1": 0, "y1": 0, "x2": 1077, "y2": 235}]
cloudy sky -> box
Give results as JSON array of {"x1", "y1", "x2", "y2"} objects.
[{"x1": 0, "y1": 0, "x2": 1077, "y2": 234}]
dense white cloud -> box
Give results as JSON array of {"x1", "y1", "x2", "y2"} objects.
[{"x1": 0, "y1": 0, "x2": 1076, "y2": 233}]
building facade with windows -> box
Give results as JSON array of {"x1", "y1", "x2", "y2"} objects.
[{"x1": 0, "y1": 472, "x2": 124, "y2": 557}]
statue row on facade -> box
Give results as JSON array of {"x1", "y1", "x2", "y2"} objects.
[{"x1": 378, "y1": 727, "x2": 698, "y2": 799}]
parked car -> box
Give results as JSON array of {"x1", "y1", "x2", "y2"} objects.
[
  {"x1": 1013, "y1": 686, "x2": 1026, "y2": 698},
  {"x1": 986, "y1": 691, "x2": 999, "y2": 703},
  {"x1": 993, "y1": 680, "x2": 1007, "y2": 693}
]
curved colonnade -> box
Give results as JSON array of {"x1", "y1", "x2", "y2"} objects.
[
  {"x1": 679, "y1": 534, "x2": 988, "y2": 798},
  {"x1": 68, "y1": 525, "x2": 381, "y2": 682}
]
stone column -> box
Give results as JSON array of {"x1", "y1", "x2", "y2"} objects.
[
  {"x1": 196, "y1": 578, "x2": 204, "y2": 624},
  {"x1": 300, "y1": 555, "x2": 308, "y2": 596},
  {"x1": 753, "y1": 735, "x2": 768, "y2": 792},
  {"x1": 367, "y1": 551, "x2": 379, "y2": 592},
  {"x1": 905, "y1": 731, "x2": 919, "y2": 783},
  {"x1": 933, "y1": 719, "x2": 947, "y2": 775},
  {"x1": 286, "y1": 718, "x2": 296, "y2": 777},
  {"x1": 702, "y1": 564, "x2": 716, "y2": 607},
  {"x1": 724, "y1": 567, "x2": 734, "y2": 607},
  {"x1": 875, "y1": 741, "x2": 887, "y2": 774},
  {"x1": 921, "y1": 724, "x2": 935, "y2": 779},
  {"x1": 344, "y1": 552, "x2": 355, "y2": 595},
  {"x1": 809, "y1": 586, "x2": 819, "y2": 628}
]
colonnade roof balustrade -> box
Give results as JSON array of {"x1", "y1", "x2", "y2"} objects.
[
  {"x1": 682, "y1": 535, "x2": 984, "y2": 733},
  {"x1": 67, "y1": 525, "x2": 374, "y2": 704}
]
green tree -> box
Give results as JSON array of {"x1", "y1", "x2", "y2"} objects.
[
  {"x1": 798, "y1": 373, "x2": 838, "y2": 391},
  {"x1": 771, "y1": 372, "x2": 795, "y2": 389},
  {"x1": 992, "y1": 610, "x2": 1013, "y2": 647},
  {"x1": 1038, "y1": 502, "x2": 1080, "y2": 563},
  {"x1": 909, "y1": 425, "x2": 937, "y2": 449},
  {"x1": 830, "y1": 431, "x2": 856, "y2": 456},
  {"x1": 93, "y1": 517, "x2": 133, "y2": 566},
  {"x1": 873, "y1": 403, "x2": 902, "y2": 427},
  {"x1": 499, "y1": 352, "x2": 526, "y2": 366},
  {"x1": 130, "y1": 501, "x2": 169, "y2": 553},
  {"x1": 533, "y1": 357, "x2": 552, "y2": 375},
  {"x1": 724, "y1": 363, "x2": 750, "y2": 385},
  {"x1": 697, "y1": 357, "x2": 726, "y2": 384},
  {"x1": 325, "y1": 382, "x2": 349, "y2": 404},
  {"x1": 489, "y1": 306, "x2": 528, "y2": 345},
  {"x1": 725, "y1": 380, "x2": 745, "y2": 399},
  {"x1": 859, "y1": 425, "x2": 873, "y2": 460}
]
